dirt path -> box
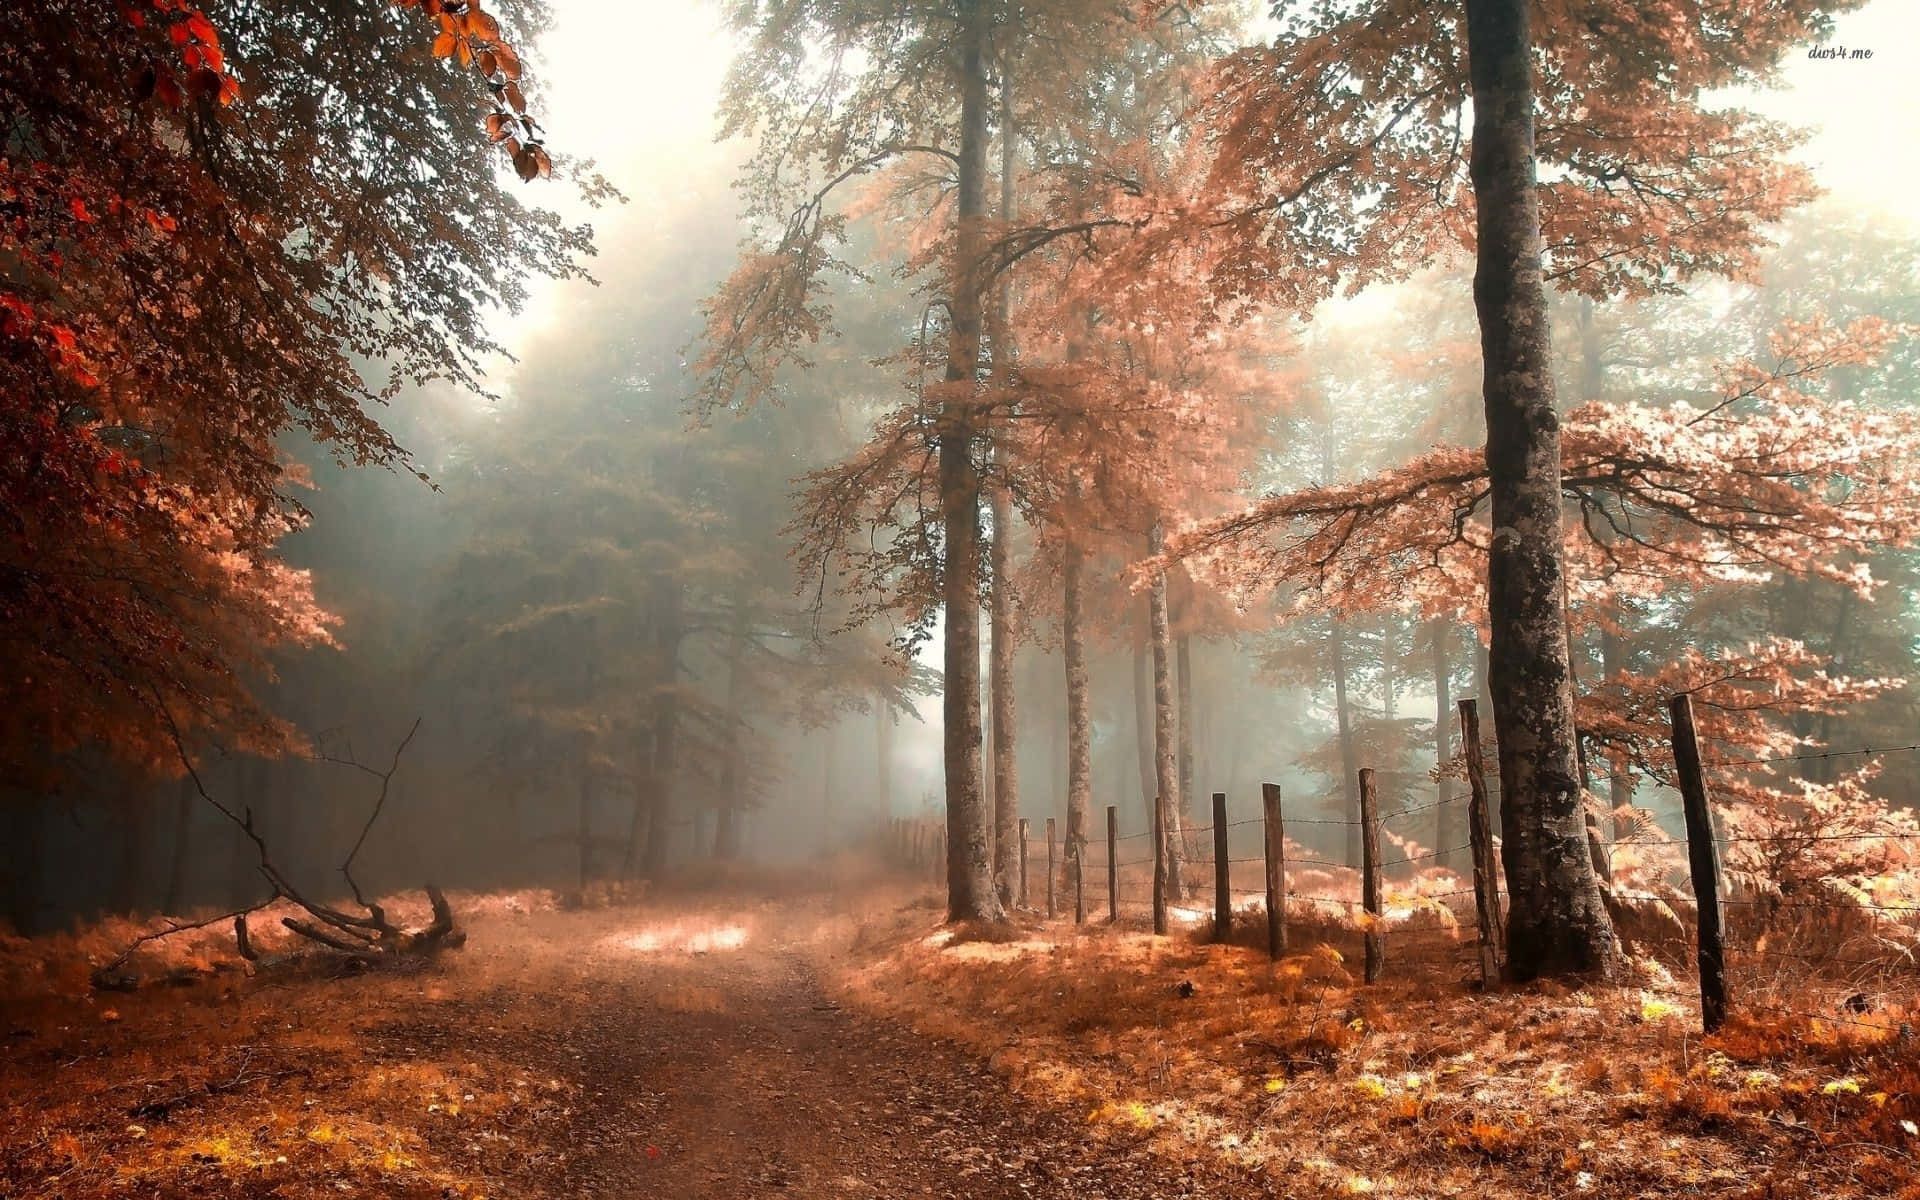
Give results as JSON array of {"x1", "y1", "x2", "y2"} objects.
[
  {"x1": 3, "y1": 885, "x2": 1281, "y2": 1198},
  {"x1": 430, "y1": 897, "x2": 1258, "y2": 1199}
]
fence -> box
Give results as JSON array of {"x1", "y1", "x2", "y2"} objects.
[{"x1": 878, "y1": 695, "x2": 1920, "y2": 1038}]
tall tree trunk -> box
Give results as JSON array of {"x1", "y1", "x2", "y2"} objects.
[
  {"x1": 1599, "y1": 625, "x2": 1635, "y2": 836},
  {"x1": 161, "y1": 773, "x2": 195, "y2": 913},
  {"x1": 1332, "y1": 622, "x2": 1361, "y2": 867},
  {"x1": 1176, "y1": 629, "x2": 1196, "y2": 834},
  {"x1": 1562, "y1": 571, "x2": 1613, "y2": 882},
  {"x1": 1465, "y1": 0, "x2": 1618, "y2": 978},
  {"x1": 1062, "y1": 531, "x2": 1092, "y2": 899},
  {"x1": 1430, "y1": 622, "x2": 1458, "y2": 870},
  {"x1": 641, "y1": 575, "x2": 683, "y2": 879},
  {"x1": 1133, "y1": 625, "x2": 1154, "y2": 825},
  {"x1": 938, "y1": 0, "x2": 1002, "y2": 922},
  {"x1": 578, "y1": 737, "x2": 596, "y2": 891},
  {"x1": 714, "y1": 601, "x2": 750, "y2": 861},
  {"x1": 986, "y1": 34, "x2": 1021, "y2": 908},
  {"x1": 1146, "y1": 527, "x2": 1186, "y2": 900},
  {"x1": 876, "y1": 702, "x2": 894, "y2": 817},
  {"x1": 819, "y1": 722, "x2": 838, "y2": 853},
  {"x1": 5, "y1": 793, "x2": 41, "y2": 932},
  {"x1": 227, "y1": 758, "x2": 263, "y2": 908},
  {"x1": 112, "y1": 789, "x2": 150, "y2": 916}
]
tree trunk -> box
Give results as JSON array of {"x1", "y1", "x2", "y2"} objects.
[
  {"x1": 1133, "y1": 624, "x2": 1154, "y2": 826},
  {"x1": 578, "y1": 738, "x2": 596, "y2": 891},
  {"x1": 1176, "y1": 629, "x2": 1196, "y2": 834},
  {"x1": 1430, "y1": 622, "x2": 1458, "y2": 870},
  {"x1": 714, "y1": 600, "x2": 750, "y2": 861},
  {"x1": 1599, "y1": 624, "x2": 1635, "y2": 835},
  {"x1": 227, "y1": 758, "x2": 263, "y2": 908},
  {"x1": 1062, "y1": 532, "x2": 1092, "y2": 901},
  {"x1": 1465, "y1": 0, "x2": 1618, "y2": 978},
  {"x1": 987, "y1": 42, "x2": 1022, "y2": 907},
  {"x1": 1146, "y1": 527, "x2": 1186, "y2": 900},
  {"x1": 876, "y1": 703, "x2": 894, "y2": 817},
  {"x1": 641, "y1": 575, "x2": 683, "y2": 880},
  {"x1": 938, "y1": 0, "x2": 1002, "y2": 922},
  {"x1": 112, "y1": 789, "x2": 151, "y2": 916},
  {"x1": 1332, "y1": 621, "x2": 1361, "y2": 867},
  {"x1": 819, "y1": 722, "x2": 838, "y2": 853},
  {"x1": 161, "y1": 773, "x2": 195, "y2": 914}
]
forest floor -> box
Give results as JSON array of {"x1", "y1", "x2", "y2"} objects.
[{"x1": 3, "y1": 863, "x2": 1917, "y2": 1199}]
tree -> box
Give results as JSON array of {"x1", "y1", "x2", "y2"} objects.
[
  {"x1": 1462, "y1": 0, "x2": 1616, "y2": 977},
  {"x1": 701, "y1": 0, "x2": 1144, "y2": 921},
  {"x1": 1, "y1": 0, "x2": 600, "y2": 787},
  {"x1": 1140, "y1": 0, "x2": 1866, "y2": 976}
]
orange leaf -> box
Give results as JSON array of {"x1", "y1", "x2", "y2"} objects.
[
  {"x1": 432, "y1": 31, "x2": 457, "y2": 58},
  {"x1": 494, "y1": 42, "x2": 522, "y2": 80}
]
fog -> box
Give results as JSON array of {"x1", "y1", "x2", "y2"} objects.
[{"x1": 6, "y1": 0, "x2": 1919, "y2": 935}]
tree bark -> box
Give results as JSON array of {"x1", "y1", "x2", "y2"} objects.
[
  {"x1": 1062, "y1": 531, "x2": 1092, "y2": 901},
  {"x1": 1146, "y1": 527, "x2": 1186, "y2": 900},
  {"x1": 1430, "y1": 622, "x2": 1458, "y2": 870},
  {"x1": 1465, "y1": 0, "x2": 1618, "y2": 978},
  {"x1": 1331, "y1": 621, "x2": 1361, "y2": 868},
  {"x1": 939, "y1": 0, "x2": 1003, "y2": 922}
]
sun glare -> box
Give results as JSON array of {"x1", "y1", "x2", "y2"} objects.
[{"x1": 612, "y1": 921, "x2": 750, "y2": 956}]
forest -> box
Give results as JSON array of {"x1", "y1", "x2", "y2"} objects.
[{"x1": 3, "y1": 1, "x2": 1919, "y2": 1197}]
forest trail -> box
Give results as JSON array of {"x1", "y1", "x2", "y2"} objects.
[
  {"x1": 1, "y1": 879, "x2": 1275, "y2": 1200},
  {"x1": 443, "y1": 889, "x2": 1253, "y2": 1199}
]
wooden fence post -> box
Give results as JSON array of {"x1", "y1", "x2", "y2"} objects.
[
  {"x1": 1359, "y1": 767, "x2": 1383, "y2": 983},
  {"x1": 1460, "y1": 699, "x2": 1502, "y2": 985},
  {"x1": 1671, "y1": 693, "x2": 1727, "y2": 1034},
  {"x1": 1073, "y1": 827, "x2": 1085, "y2": 924},
  {"x1": 1263, "y1": 782, "x2": 1286, "y2": 959},
  {"x1": 1152, "y1": 793, "x2": 1167, "y2": 935},
  {"x1": 1045, "y1": 817, "x2": 1057, "y2": 918},
  {"x1": 1213, "y1": 792, "x2": 1231, "y2": 943},
  {"x1": 1017, "y1": 817, "x2": 1030, "y2": 910},
  {"x1": 1106, "y1": 805, "x2": 1118, "y2": 923}
]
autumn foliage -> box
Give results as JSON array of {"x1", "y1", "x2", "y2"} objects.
[{"x1": 0, "y1": 0, "x2": 600, "y2": 785}]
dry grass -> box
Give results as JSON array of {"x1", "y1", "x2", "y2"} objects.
[
  {"x1": 839, "y1": 897, "x2": 1920, "y2": 1199},
  {"x1": 0, "y1": 880, "x2": 849, "y2": 1200}
]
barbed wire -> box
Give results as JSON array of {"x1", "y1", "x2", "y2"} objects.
[{"x1": 1704, "y1": 742, "x2": 1920, "y2": 769}]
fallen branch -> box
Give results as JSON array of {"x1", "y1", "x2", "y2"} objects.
[
  {"x1": 92, "y1": 707, "x2": 461, "y2": 989},
  {"x1": 90, "y1": 896, "x2": 281, "y2": 990}
]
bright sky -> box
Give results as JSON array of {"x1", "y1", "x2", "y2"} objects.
[{"x1": 503, "y1": 0, "x2": 1920, "y2": 357}]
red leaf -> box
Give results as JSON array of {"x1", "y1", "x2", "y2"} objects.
[{"x1": 69, "y1": 197, "x2": 92, "y2": 223}]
